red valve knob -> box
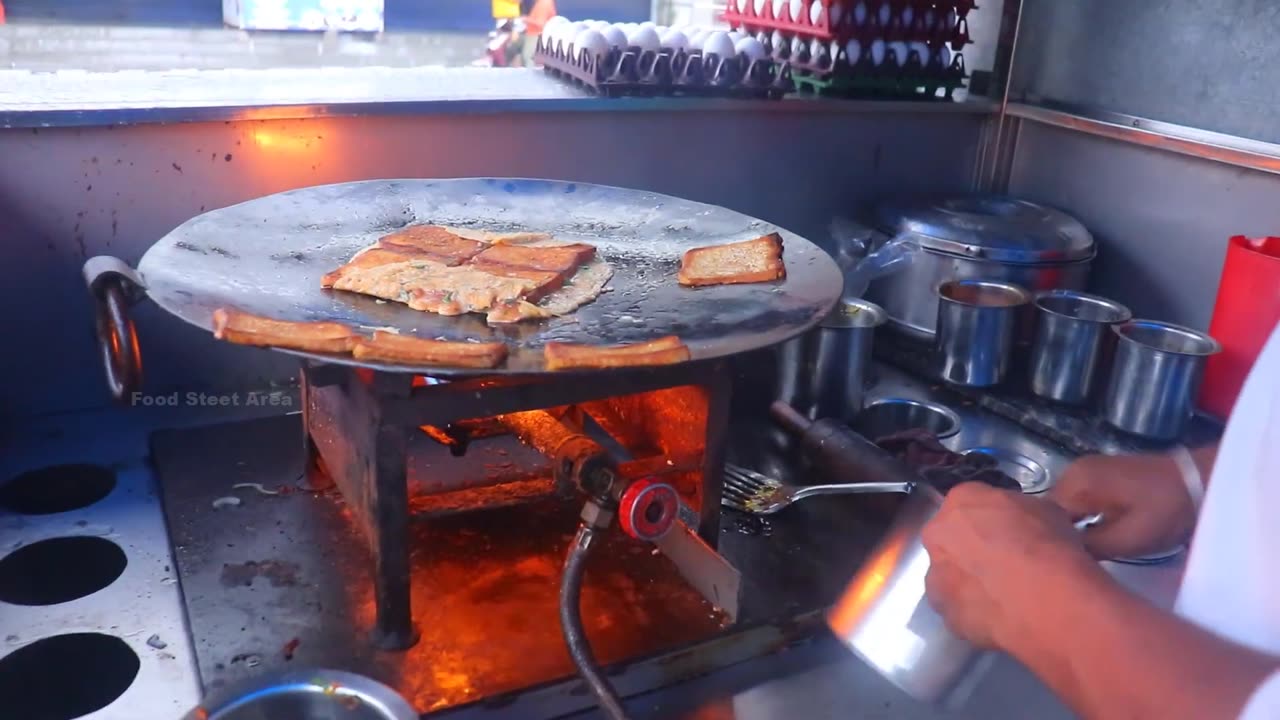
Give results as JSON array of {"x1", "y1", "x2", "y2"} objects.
[{"x1": 618, "y1": 478, "x2": 679, "y2": 542}]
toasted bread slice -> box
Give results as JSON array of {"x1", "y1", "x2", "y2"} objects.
[
  {"x1": 352, "y1": 331, "x2": 507, "y2": 369},
  {"x1": 377, "y1": 225, "x2": 486, "y2": 265},
  {"x1": 677, "y1": 232, "x2": 785, "y2": 287},
  {"x1": 471, "y1": 242, "x2": 597, "y2": 274},
  {"x1": 321, "y1": 247, "x2": 431, "y2": 288},
  {"x1": 212, "y1": 308, "x2": 359, "y2": 353},
  {"x1": 543, "y1": 336, "x2": 690, "y2": 370}
]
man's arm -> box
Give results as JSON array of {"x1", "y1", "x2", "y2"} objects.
[
  {"x1": 1000, "y1": 555, "x2": 1276, "y2": 720},
  {"x1": 923, "y1": 482, "x2": 1276, "y2": 720}
]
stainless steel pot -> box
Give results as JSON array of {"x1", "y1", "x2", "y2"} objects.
[{"x1": 866, "y1": 196, "x2": 1095, "y2": 340}]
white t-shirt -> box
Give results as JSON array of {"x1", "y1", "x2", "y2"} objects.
[{"x1": 1176, "y1": 322, "x2": 1280, "y2": 719}]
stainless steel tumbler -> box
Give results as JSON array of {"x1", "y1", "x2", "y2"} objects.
[
  {"x1": 1103, "y1": 320, "x2": 1221, "y2": 440},
  {"x1": 934, "y1": 280, "x2": 1031, "y2": 387},
  {"x1": 1029, "y1": 290, "x2": 1132, "y2": 404}
]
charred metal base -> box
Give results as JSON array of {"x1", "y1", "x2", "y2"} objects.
[{"x1": 154, "y1": 413, "x2": 891, "y2": 718}]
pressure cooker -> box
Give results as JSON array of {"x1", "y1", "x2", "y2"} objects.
[{"x1": 864, "y1": 195, "x2": 1095, "y2": 340}]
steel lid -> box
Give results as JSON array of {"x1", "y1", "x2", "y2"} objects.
[{"x1": 874, "y1": 195, "x2": 1095, "y2": 264}]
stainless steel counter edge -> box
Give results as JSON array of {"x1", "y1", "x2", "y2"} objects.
[
  {"x1": 1008, "y1": 100, "x2": 1280, "y2": 177},
  {"x1": 0, "y1": 66, "x2": 995, "y2": 129}
]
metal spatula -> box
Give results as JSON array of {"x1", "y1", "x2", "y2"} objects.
[{"x1": 721, "y1": 463, "x2": 910, "y2": 515}]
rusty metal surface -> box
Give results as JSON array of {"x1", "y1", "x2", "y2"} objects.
[
  {"x1": 153, "y1": 411, "x2": 891, "y2": 718},
  {"x1": 134, "y1": 178, "x2": 843, "y2": 375}
]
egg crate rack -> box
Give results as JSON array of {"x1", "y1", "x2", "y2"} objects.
[
  {"x1": 725, "y1": 0, "x2": 975, "y2": 45},
  {"x1": 789, "y1": 44, "x2": 967, "y2": 99},
  {"x1": 726, "y1": 0, "x2": 972, "y2": 99},
  {"x1": 535, "y1": 35, "x2": 792, "y2": 99}
]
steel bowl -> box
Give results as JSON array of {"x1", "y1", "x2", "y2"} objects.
[
  {"x1": 852, "y1": 399, "x2": 962, "y2": 440},
  {"x1": 182, "y1": 669, "x2": 417, "y2": 720}
]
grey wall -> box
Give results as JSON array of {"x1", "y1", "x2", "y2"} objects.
[
  {"x1": 1013, "y1": 0, "x2": 1280, "y2": 144},
  {"x1": 0, "y1": 109, "x2": 984, "y2": 419},
  {"x1": 1008, "y1": 121, "x2": 1280, "y2": 330}
]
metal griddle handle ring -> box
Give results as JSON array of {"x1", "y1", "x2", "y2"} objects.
[{"x1": 83, "y1": 256, "x2": 146, "y2": 402}]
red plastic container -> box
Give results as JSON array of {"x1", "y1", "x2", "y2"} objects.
[{"x1": 1200, "y1": 235, "x2": 1280, "y2": 419}]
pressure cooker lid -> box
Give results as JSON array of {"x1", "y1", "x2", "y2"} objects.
[{"x1": 874, "y1": 195, "x2": 1095, "y2": 264}]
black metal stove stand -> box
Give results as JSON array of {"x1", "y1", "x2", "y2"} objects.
[{"x1": 300, "y1": 360, "x2": 732, "y2": 650}]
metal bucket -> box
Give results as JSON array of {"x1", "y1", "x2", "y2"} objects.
[
  {"x1": 183, "y1": 669, "x2": 417, "y2": 720},
  {"x1": 1103, "y1": 320, "x2": 1221, "y2": 440},
  {"x1": 826, "y1": 484, "x2": 992, "y2": 707},
  {"x1": 776, "y1": 298, "x2": 888, "y2": 422},
  {"x1": 1029, "y1": 290, "x2": 1132, "y2": 405},
  {"x1": 934, "y1": 280, "x2": 1031, "y2": 387}
]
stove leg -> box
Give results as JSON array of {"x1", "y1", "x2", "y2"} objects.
[
  {"x1": 369, "y1": 413, "x2": 418, "y2": 651},
  {"x1": 699, "y1": 364, "x2": 731, "y2": 547}
]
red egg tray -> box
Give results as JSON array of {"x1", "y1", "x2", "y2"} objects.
[
  {"x1": 724, "y1": 0, "x2": 974, "y2": 47},
  {"x1": 534, "y1": 35, "x2": 791, "y2": 99}
]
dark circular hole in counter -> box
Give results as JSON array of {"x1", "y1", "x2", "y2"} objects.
[
  {"x1": 0, "y1": 633, "x2": 139, "y2": 720},
  {"x1": 0, "y1": 537, "x2": 127, "y2": 606},
  {"x1": 0, "y1": 464, "x2": 116, "y2": 515}
]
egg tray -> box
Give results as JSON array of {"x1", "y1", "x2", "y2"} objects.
[
  {"x1": 535, "y1": 36, "x2": 792, "y2": 99},
  {"x1": 725, "y1": 0, "x2": 975, "y2": 46},
  {"x1": 788, "y1": 45, "x2": 967, "y2": 100}
]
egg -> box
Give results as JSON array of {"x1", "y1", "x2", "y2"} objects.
[
  {"x1": 735, "y1": 36, "x2": 767, "y2": 63},
  {"x1": 909, "y1": 41, "x2": 930, "y2": 64},
  {"x1": 574, "y1": 29, "x2": 610, "y2": 63},
  {"x1": 640, "y1": 21, "x2": 657, "y2": 28},
  {"x1": 788, "y1": 0, "x2": 803, "y2": 22},
  {"x1": 660, "y1": 28, "x2": 689, "y2": 51},
  {"x1": 601, "y1": 25, "x2": 628, "y2": 49},
  {"x1": 560, "y1": 22, "x2": 584, "y2": 55},
  {"x1": 790, "y1": 35, "x2": 807, "y2": 60},
  {"x1": 943, "y1": 9, "x2": 958, "y2": 31},
  {"x1": 852, "y1": 1, "x2": 867, "y2": 25},
  {"x1": 901, "y1": 6, "x2": 914, "y2": 28},
  {"x1": 702, "y1": 31, "x2": 737, "y2": 59},
  {"x1": 809, "y1": 37, "x2": 827, "y2": 65},
  {"x1": 688, "y1": 28, "x2": 711, "y2": 48},
  {"x1": 877, "y1": 1, "x2": 891, "y2": 26},
  {"x1": 627, "y1": 25, "x2": 661, "y2": 53},
  {"x1": 888, "y1": 40, "x2": 908, "y2": 65},
  {"x1": 771, "y1": 0, "x2": 786, "y2": 19},
  {"x1": 870, "y1": 39, "x2": 885, "y2": 65},
  {"x1": 845, "y1": 38, "x2": 862, "y2": 63},
  {"x1": 770, "y1": 30, "x2": 788, "y2": 57},
  {"x1": 830, "y1": 39, "x2": 842, "y2": 63},
  {"x1": 935, "y1": 44, "x2": 952, "y2": 69},
  {"x1": 587, "y1": 20, "x2": 610, "y2": 29},
  {"x1": 753, "y1": 0, "x2": 767, "y2": 14},
  {"x1": 544, "y1": 15, "x2": 569, "y2": 33},
  {"x1": 829, "y1": 1, "x2": 843, "y2": 27},
  {"x1": 809, "y1": 1, "x2": 822, "y2": 24}
]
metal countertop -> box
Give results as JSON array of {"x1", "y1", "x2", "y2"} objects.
[{"x1": 0, "y1": 66, "x2": 995, "y2": 128}]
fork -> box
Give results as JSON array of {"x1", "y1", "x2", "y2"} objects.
[
  {"x1": 721, "y1": 463, "x2": 911, "y2": 515},
  {"x1": 722, "y1": 464, "x2": 1106, "y2": 528}
]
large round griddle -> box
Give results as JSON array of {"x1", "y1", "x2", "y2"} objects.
[{"x1": 137, "y1": 178, "x2": 843, "y2": 374}]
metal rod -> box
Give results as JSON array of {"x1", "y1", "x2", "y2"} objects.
[
  {"x1": 1008, "y1": 102, "x2": 1280, "y2": 177},
  {"x1": 980, "y1": 0, "x2": 1026, "y2": 192}
]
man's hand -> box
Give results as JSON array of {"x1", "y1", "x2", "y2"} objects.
[
  {"x1": 1049, "y1": 454, "x2": 1198, "y2": 559},
  {"x1": 922, "y1": 483, "x2": 1103, "y2": 651}
]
